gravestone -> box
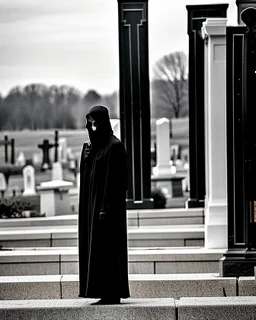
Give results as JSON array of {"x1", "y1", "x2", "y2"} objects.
[
  {"x1": 58, "y1": 138, "x2": 68, "y2": 163},
  {"x1": 152, "y1": 118, "x2": 172, "y2": 176},
  {"x1": 37, "y1": 180, "x2": 73, "y2": 216},
  {"x1": 52, "y1": 162, "x2": 63, "y2": 181},
  {"x1": 32, "y1": 153, "x2": 42, "y2": 166},
  {"x1": 0, "y1": 173, "x2": 7, "y2": 197},
  {"x1": 152, "y1": 118, "x2": 181, "y2": 198},
  {"x1": 17, "y1": 152, "x2": 26, "y2": 167},
  {"x1": 22, "y1": 165, "x2": 36, "y2": 196}
]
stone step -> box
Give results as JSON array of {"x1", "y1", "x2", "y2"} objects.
[
  {"x1": 1, "y1": 297, "x2": 256, "y2": 320},
  {"x1": 178, "y1": 296, "x2": 256, "y2": 319},
  {"x1": 0, "y1": 299, "x2": 176, "y2": 320},
  {"x1": 0, "y1": 273, "x2": 237, "y2": 300},
  {"x1": 0, "y1": 208, "x2": 204, "y2": 228},
  {"x1": 0, "y1": 225, "x2": 204, "y2": 248},
  {"x1": 0, "y1": 247, "x2": 224, "y2": 276}
]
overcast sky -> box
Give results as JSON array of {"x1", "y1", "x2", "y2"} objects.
[{"x1": 0, "y1": 0, "x2": 237, "y2": 97}]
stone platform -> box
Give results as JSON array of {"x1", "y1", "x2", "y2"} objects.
[
  {"x1": 0, "y1": 273, "x2": 237, "y2": 300},
  {"x1": 1, "y1": 297, "x2": 256, "y2": 320},
  {"x1": 0, "y1": 247, "x2": 224, "y2": 276},
  {"x1": 0, "y1": 208, "x2": 204, "y2": 228},
  {"x1": 0, "y1": 225, "x2": 204, "y2": 248}
]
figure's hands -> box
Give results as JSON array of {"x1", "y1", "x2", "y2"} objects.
[{"x1": 99, "y1": 211, "x2": 107, "y2": 221}]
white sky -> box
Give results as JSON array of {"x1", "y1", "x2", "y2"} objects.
[{"x1": 0, "y1": 0, "x2": 237, "y2": 97}]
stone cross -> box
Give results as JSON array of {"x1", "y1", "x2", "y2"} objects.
[
  {"x1": 22, "y1": 165, "x2": 36, "y2": 196},
  {"x1": 38, "y1": 139, "x2": 54, "y2": 170}
]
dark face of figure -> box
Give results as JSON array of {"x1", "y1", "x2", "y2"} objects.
[{"x1": 85, "y1": 105, "x2": 113, "y2": 146}]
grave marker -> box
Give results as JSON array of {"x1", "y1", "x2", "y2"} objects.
[
  {"x1": 152, "y1": 118, "x2": 172, "y2": 176},
  {"x1": 0, "y1": 173, "x2": 7, "y2": 197},
  {"x1": 38, "y1": 140, "x2": 54, "y2": 170},
  {"x1": 52, "y1": 162, "x2": 63, "y2": 181},
  {"x1": 17, "y1": 152, "x2": 26, "y2": 167},
  {"x1": 22, "y1": 165, "x2": 36, "y2": 196}
]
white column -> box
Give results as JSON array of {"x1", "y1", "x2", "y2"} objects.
[{"x1": 202, "y1": 18, "x2": 228, "y2": 249}]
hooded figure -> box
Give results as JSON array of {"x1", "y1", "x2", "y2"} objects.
[{"x1": 78, "y1": 105, "x2": 130, "y2": 304}]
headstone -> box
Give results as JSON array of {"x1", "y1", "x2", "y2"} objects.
[
  {"x1": 22, "y1": 165, "x2": 36, "y2": 196},
  {"x1": 52, "y1": 162, "x2": 63, "y2": 181},
  {"x1": 32, "y1": 153, "x2": 41, "y2": 166},
  {"x1": 152, "y1": 118, "x2": 172, "y2": 176},
  {"x1": 37, "y1": 180, "x2": 73, "y2": 216},
  {"x1": 0, "y1": 173, "x2": 7, "y2": 197},
  {"x1": 58, "y1": 138, "x2": 68, "y2": 163},
  {"x1": 17, "y1": 152, "x2": 26, "y2": 167}
]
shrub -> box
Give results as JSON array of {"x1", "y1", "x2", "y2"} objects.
[
  {"x1": 0, "y1": 198, "x2": 33, "y2": 219},
  {"x1": 151, "y1": 188, "x2": 167, "y2": 209}
]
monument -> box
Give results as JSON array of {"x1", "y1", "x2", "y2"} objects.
[{"x1": 22, "y1": 165, "x2": 36, "y2": 196}]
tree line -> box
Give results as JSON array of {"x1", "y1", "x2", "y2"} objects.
[{"x1": 0, "y1": 51, "x2": 188, "y2": 131}]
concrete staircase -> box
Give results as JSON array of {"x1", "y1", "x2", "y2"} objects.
[
  {"x1": 0, "y1": 247, "x2": 224, "y2": 276},
  {"x1": 1, "y1": 208, "x2": 255, "y2": 319},
  {"x1": 0, "y1": 208, "x2": 209, "y2": 276}
]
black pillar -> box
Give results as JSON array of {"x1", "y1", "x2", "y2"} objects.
[
  {"x1": 236, "y1": 0, "x2": 256, "y2": 24},
  {"x1": 54, "y1": 130, "x2": 59, "y2": 163},
  {"x1": 10, "y1": 139, "x2": 15, "y2": 165},
  {"x1": 186, "y1": 4, "x2": 228, "y2": 208},
  {"x1": 221, "y1": 7, "x2": 256, "y2": 277},
  {"x1": 4, "y1": 135, "x2": 8, "y2": 163},
  {"x1": 117, "y1": 0, "x2": 153, "y2": 209}
]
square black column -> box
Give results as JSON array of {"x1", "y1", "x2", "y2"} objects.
[
  {"x1": 186, "y1": 4, "x2": 228, "y2": 208},
  {"x1": 221, "y1": 7, "x2": 256, "y2": 277},
  {"x1": 117, "y1": 0, "x2": 153, "y2": 209}
]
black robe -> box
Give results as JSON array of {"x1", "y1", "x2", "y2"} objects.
[{"x1": 78, "y1": 132, "x2": 130, "y2": 299}]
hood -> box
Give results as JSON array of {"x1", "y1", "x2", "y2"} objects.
[{"x1": 86, "y1": 105, "x2": 113, "y2": 147}]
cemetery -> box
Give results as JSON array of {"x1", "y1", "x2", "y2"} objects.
[{"x1": 1, "y1": 0, "x2": 256, "y2": 319}]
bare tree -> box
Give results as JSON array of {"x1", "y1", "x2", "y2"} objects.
[
  {"x1": 152, "y1": 51, "x2": 188, "y2": 119},
  {"x1": 23, "y1": 84, "x2": 48, "y2": 129},
  {"x1": 47, "y1": 85, "x2": 81, "y2": 129}
]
